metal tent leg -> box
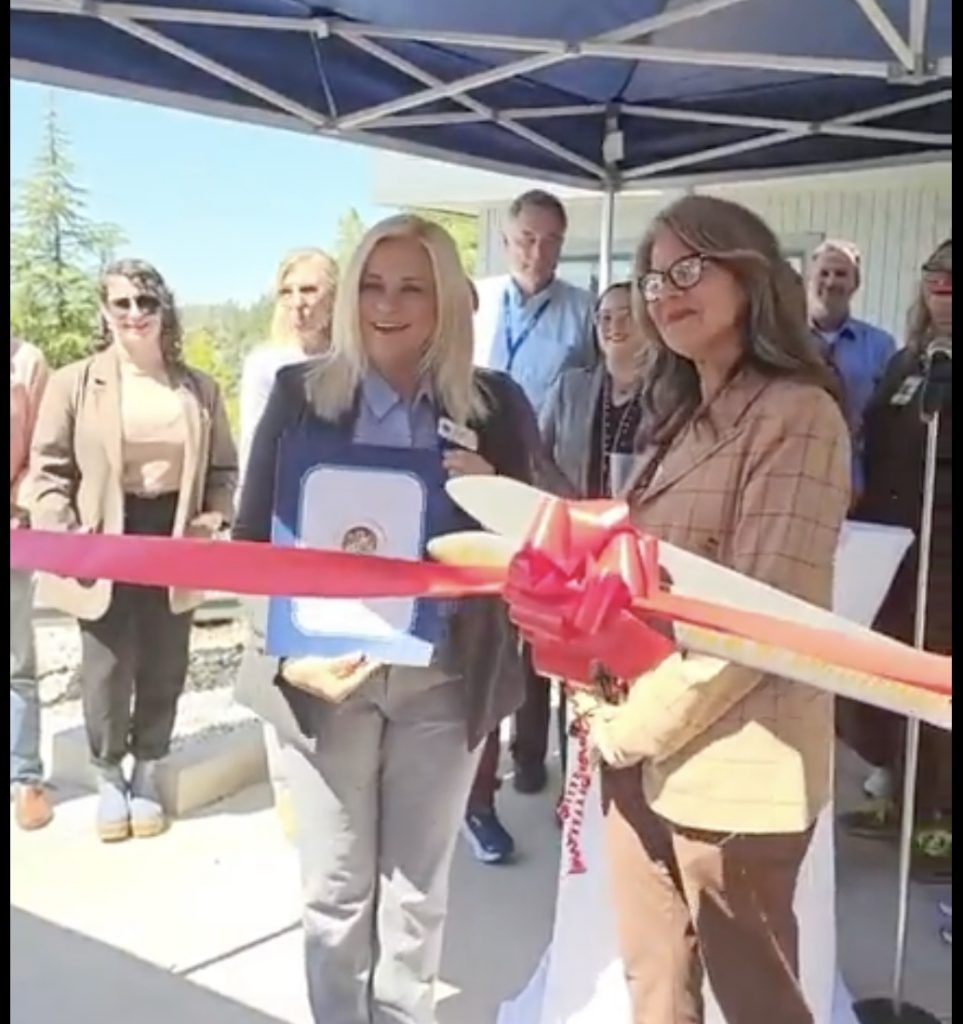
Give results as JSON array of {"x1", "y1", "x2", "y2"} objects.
[
  {"x1": 597, "y1": 175, "x2": 616, "y2": 291},
  {"x1": 852, "y1": 409, "x2": 945, "y2": 1024}
]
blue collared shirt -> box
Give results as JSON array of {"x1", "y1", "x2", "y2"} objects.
[
  {"x1": 816, "y1": 316, "x2": 897, "y2": 494},
  {"x1": 489, "y1": 277, "x2": 596, "y2": 415},
  {"x1": 353, "y1": 369, "x2": 438, "y2": 450}
]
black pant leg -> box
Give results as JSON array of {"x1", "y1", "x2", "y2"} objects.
[
  {"x1": 512, "y1": 645, "x2": 550, "y2": 770},
  {"x1": 129, "y1": 586, "x2": 192, "y2": 762},
  {"x1": 79, "y1": 587, "x2": 138, "y2": 768}
]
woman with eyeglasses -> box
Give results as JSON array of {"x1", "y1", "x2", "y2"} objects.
[
  {"x1": 520, "y1": 196, "x2": 850, "y2": 1024},
  {"x1": 540, "y1": 281, "x2": 649, "y2": 499},
  {"x1": 30, "y1": 258, "x2": 237, "y2": 842},
  {"x1": 839, "y1": 239, "x2": 953, "y2": 882}
]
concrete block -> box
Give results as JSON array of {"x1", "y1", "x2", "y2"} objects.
[{"x1": 49, "y1": 720, "x2": 269, "y2": 816}]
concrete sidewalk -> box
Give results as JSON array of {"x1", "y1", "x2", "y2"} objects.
[{"x1": 10, "y1": 749, "x2": 952, "y2": 1024}]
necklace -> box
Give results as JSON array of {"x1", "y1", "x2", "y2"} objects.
[{"x1": 599, "y1": 375, "x2": 642, "y2": 493}]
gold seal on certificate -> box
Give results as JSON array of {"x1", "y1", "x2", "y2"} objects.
[{"x1": 340, "y1": 522, "x2": 384, "y2": 555}]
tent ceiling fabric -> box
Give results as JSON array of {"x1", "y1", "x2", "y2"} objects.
[{"x1": 10, "y1": 0, "x2": 953, "y2": 190}]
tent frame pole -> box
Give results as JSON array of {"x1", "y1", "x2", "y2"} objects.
[
  {"x1": 597, "y1": 179, "x2": 616, "y2": 293},
  {"x1": 852, "y1": 406, "x2": 945, "y2": 1024}
]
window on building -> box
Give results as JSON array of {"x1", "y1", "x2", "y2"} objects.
[{"x1": 558, "y1": 253, "x2": 635, "y2": 295}]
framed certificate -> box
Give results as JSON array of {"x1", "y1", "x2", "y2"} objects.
[{"x1": 266, "y1": 427, "x2": 464, "y2": 665}]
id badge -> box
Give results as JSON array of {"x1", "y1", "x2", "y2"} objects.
[{"x1": 438, "y1": 417, "x2": 479, "y2": 452}]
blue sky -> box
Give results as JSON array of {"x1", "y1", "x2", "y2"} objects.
[{"x1": 10, "y1": 81, "x2": 392, "y2": 304}]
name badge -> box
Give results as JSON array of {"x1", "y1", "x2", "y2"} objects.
[
  {"x1": 438, "y1": 417, "x2": 479, "y2": 452},
  {"x1": 891, "y1": 376, "x2": 922, "y2": 406}
]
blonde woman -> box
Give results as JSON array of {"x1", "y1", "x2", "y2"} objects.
[
  {"x1": 237, "y1": 248, "x2": 339, "y2": 474},
  {"x1": 237, "y1": 247, "x2": 339, "y2": 840},
  {"x1": 233, "y1": 215, "x2": 533, "y2": 1024}
]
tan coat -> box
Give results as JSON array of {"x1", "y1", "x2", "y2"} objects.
[
  {"x1": 590, "y1": 368, "x2": 851, "y2": 835},
  {"x1": 29, "y1": 347, "x2": 237, "y2": 621}
]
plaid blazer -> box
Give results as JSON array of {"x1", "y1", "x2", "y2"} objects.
[{"x1": 618, "y1": 368, "x2": 851, "y2": 834}]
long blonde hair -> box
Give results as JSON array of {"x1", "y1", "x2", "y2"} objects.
[
  {"x1": 269, "y1": 248, "x2": 339, "y2": 347},
  {"x1": 633, "y1": 195, "x2": 841, "y2": 442},
  {"x1": 307, "y1": 214, "x2": 488, "y2": 424},
  {"x1": 906, "y1": 238, "x2": 952, "y2": 354}
]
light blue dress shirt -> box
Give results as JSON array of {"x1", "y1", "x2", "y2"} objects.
[
  {"x1": 353, "y1": 369, "x2": 438, "y2": 451},
  {"x1": 816, "y1": 316, "x2": 897, "y2": 494},
  {"x1": 489, "y1": 277, "x2": 596, "y2": 415}
]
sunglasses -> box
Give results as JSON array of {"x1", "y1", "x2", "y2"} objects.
[
  {"x1": 637, "y1": 254, "x2": 711, "y2": 303},
  {"x1": 922, "y1": 264, "x2": 952, "y2": 278},
  {"x1": 109, "y1": 295, "x2": 161, "y2": 316}
]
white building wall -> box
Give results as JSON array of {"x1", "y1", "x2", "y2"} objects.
[{"x1": 475, "y1": 163, "x2": 951, "y2": 341}]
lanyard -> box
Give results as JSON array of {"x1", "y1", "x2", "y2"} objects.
[{"x1": 503, "y1": 288, "x2": 551, "y2": 374}]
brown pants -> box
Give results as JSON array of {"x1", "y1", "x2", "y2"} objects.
[{"x1": 602, "y1": 767, "x2": 814, "y2": 1024}]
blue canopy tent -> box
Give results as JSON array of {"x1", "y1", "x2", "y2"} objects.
[{"x1": 10, "y1": 0, "x2": 952, "y2": 284}]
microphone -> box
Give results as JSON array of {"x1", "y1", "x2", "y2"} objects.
[
  {"x1": 925, "y1": 336, "x2": 952, "y2": 361},
  {"x1": 921, "y1": 336, "x2": 951, "y2": 418}
]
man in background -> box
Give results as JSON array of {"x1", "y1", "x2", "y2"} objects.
[
  {"x1": 807, "y1": 239, "x2": 896, "y2": 504},
  {"x1": 807, "y1": 239, "x2": 898, "y2": 809},
  {"x1": 10, "y1": 333, "x2": 52, "y2": 831},
  {"x1": 466, "y1": 190, "x2": 595, "y2": 865}
]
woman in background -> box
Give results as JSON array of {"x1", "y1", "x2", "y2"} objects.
[
  {"x1": 30, "y1": 258, "x2": 237, "y2": 842},
  {"x1": 238, "y1": 248, "x2": 339, "y2": 472},
  {"x1": 237, "y1": 247, "x2": 339, "y2": 841},
  {"x1": 10, "y1": 334, "x2": 52, "y2": 831},
  {"x1": 540, "y1": 280, "x2": 649, "y2": 498},
  {"x1": 466, "y1": 280, "x2": 649, "y2": 847},
  {"x1": 840, "y1": 239, "x2": 953, "y2": 883}
]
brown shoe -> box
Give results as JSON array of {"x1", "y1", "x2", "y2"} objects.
[{"x1": 14, "y1": 784, "x2": 53, "y2": 831}]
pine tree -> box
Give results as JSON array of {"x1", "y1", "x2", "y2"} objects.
[
  {"x1": 10, "y1": 96, "x2": 125, "y2": 367},
  {"x1": 406, "y1": 207, "x2": 479, "y2": 275},
  {"x1": 334, "y1": 207, "x2": 368, "y2": 268}
]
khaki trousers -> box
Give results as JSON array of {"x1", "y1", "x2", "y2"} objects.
[
  {"x1": 282, "y1": 664, "x2": 480, "y2": 1024},
  {"x1": 602, "y1": 766, "x2": 814, "y2": 1024}
]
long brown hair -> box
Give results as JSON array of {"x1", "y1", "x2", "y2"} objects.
[
  {"x1": 906, "y1": 238, "x2": 952, "y2": 354},
  {"x1": 96, "y1": 258, "x2": 183, "y2": 367},
  {"x1": 633, "y1": 195, "x2": 840, "y2": 442}
]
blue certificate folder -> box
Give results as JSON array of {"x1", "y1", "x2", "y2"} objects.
[{"x1": 266, "y1": 430, "x2": 470, "y2": 666}]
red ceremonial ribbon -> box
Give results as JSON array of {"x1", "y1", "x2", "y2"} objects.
[
  {"x1": 13, "y1": 499, "x2": 952, "y2": 877},
  {"x1": 504, "y1": 496, "x2": 676, "y2": 683},
  {"x1": 557, "y1": 726, "x2": 593, "y2": 876},
  {"x1": 9, "y1": 498, "x2": 951, "y2": 697}
]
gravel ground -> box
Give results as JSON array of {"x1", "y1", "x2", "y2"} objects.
[{"x1": 36, "y1": 616, "x2": 259, "y2": 748}]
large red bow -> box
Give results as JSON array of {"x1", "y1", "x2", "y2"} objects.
[{"x1": 504, "y1": 497, "x2": 676, "y2": 683}]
